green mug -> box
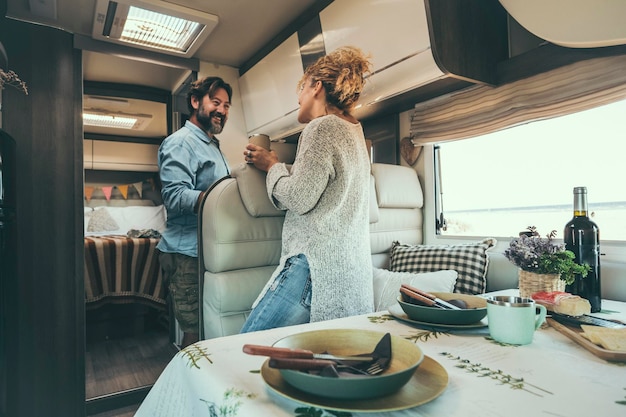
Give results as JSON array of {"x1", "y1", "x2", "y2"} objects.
[{"x1": 486, "y1": 296, "x2": 547, "y2": 345}]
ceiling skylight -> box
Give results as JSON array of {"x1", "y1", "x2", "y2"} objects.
[{"x1": 92, "y1": 0, "x2": 219, "y2": 57}]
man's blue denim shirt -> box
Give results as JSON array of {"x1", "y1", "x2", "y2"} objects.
[{"x1": 157, "y1": 120, "x2": 229, "y2": 257}]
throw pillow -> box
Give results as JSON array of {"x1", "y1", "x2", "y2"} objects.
[
  {"x1": 87, "y1": 208, "x2": 120, "y2": 233},
  {"x1": 373, "y1": 268, "x2": 458, "y2": 312},
  {"x1": 389, "y1": 238, "x2": 496, "y2": 294}
]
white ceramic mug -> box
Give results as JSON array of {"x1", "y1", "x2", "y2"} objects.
[
  {"x1": 249, "y1": 133, "x2": 271, "y2": 151},
  {"x1": 487, "y1": 296, "x2": 547, "y2": 345}
]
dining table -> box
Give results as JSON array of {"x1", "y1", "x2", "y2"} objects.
[{"x1": 134, "y1": 290, "x2": 626, "y2": 417}]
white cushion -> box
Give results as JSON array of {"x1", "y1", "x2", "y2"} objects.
[
  {"x1": 86, "y1": 207, "x2": 119, "y2": 233},
  {"x1": 84, "y1": 205, "x2": 166, "y2": 236},
  {"x1": 372, "y1": 268, "x2": 458, "y2": 312}
]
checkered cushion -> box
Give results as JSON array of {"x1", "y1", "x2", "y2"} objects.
[{"x1": 389, "y1": 238, "x2": 496, "y2": 294}]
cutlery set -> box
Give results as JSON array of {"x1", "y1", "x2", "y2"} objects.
[
  {"x1": 400, "y1": 284, "x2": 465, "y2": 310},
  {"x1": 243, "y1": 332, "x2": 392, "y2": 376}
]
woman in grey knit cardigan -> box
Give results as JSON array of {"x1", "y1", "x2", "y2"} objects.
[
  {"x1": 241, "y1": 47, "x2": 374, "y2": 332},
  {"x1": 240, "y1": 46, "x2": 374, "y2": 332}
]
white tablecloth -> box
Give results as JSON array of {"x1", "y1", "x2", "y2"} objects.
[{"x1": 135, "y1": 291, "x2": 626, "y2": 417}]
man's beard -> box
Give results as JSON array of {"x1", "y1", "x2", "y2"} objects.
[{"x1": 196, "y1": 106, "x2": 225, "y2": 135}]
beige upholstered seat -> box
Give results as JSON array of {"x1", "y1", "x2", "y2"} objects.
[{"x1": 198, "y1": 162, "x2": 424, "y2": 339}]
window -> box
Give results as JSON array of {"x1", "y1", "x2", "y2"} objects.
[{"x1": 436, "y1": 98, "x2": 626, "y2": 242}]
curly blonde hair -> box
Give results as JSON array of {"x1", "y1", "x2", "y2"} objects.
[{"x1": 298, "y1": 46, "x2": 372, "y2": 112}]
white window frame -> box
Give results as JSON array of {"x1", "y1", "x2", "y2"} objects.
[{"x1": 420, "y1": 144, "x2": 626, "y2": 265}]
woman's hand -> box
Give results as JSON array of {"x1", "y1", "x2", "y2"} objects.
[{"x1": 244, "y1": 144, "x2": 279, "y2": 172}]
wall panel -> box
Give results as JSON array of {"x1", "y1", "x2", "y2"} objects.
[{"x1": 0, "y1": 18, "x2": 85, "y2": 417}]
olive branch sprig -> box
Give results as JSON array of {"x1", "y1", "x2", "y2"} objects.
[
  {"x1": 404, "y1": 329, "x2": 448, "y2": 343},
  {"x1": 200, "y1": 388, "x2": 256, "y2": 417},
  {"x1": 440, "y1": 352, "x2": 553, "y2": 397},
  {"x1": 295, "y1": 406, "x2": 352, "y2": 417},
  {"x1": 368, "y1": 314, "x2": 395, "y2": 324},
  {"x1": 180, "y1": 343, "x2": 213, "y2": 369}
]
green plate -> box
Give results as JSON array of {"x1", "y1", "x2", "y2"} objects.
[
  {"x1": 388, "y1": 304, "x2": 488, "y2": 330},
  {"x1": 397, "y1": 292, "x2": 487, "y2": 325}
]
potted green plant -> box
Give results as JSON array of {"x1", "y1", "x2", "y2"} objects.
[{"x1": 504, "y1": 226, "x2": 590, "y2": 297}]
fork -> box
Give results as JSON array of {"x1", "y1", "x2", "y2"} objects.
[{"x1": 364, "y1": 356, "x2": 389, "y2": 375}]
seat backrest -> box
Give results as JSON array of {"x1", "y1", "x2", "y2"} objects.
[
  {"x1": 369, "y1": 163, "x2": 424, "y2": 268},
  {"x1": 198, "y1": 163, "x2": 285, "y2": 339},
  {"x1": 198, "y1": 162, "x2": 424, "y2": 339}
]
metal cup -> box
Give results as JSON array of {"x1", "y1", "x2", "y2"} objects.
[
  {"x1": 249, "y1": 133, "x2": 271, "y2": 151},
  {"x1": 486, "y1": 296, "x2": 547, "y2": 345}
]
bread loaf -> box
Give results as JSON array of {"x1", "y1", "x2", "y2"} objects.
[
  {"x1": 580, "y1": 325, "x2": 626, "y2": 352},
  {"x1": 531, "y1": 291, "x2": 591, "y2": 317}
]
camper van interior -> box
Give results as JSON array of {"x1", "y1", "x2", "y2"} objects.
[{"x1": 1, "y1": 0, "x2": 626, "y2": 416}]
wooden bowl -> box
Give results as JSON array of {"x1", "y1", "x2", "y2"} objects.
[{"x1": 273, "y1": 329, "x2": 423, "y2": 400}]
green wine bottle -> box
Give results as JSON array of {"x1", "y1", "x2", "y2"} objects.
[{"x1": 564, "y1": 187, "x2": 601, "y2": 312}]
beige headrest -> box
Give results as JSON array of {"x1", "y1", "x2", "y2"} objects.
[
  {"x1": 230, "y1": 163, "x2": 285, "y2": 217},
  {"x1": 371, "y1": 163, "x2": 423, "y2": 209}
]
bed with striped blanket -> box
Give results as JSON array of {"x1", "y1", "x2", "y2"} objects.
[
  {"x1": 83, "y1": 204, "x2": 167, "y2": 310},
  {"x1": 84, "y1": 235, "x2": 166, "y2": 310}
]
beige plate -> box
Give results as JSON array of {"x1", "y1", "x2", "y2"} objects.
[
  {"x1": 261, "y1": 355, "x2": 448, "y2": 413},
  {"x1": 388, "y1": 304, "x2": 488, "y2": 329}
]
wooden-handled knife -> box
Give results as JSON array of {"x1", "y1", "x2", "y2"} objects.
[
  {"x1": 400, "y1": 284, "x2": 461, "y2": 310},
  {"x1": 242, "y1": 344, "x2": 374, "y2": 362}
]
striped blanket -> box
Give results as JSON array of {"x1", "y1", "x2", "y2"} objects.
[{"x1": 84, "y1": 236, "x2": 166, "y2": 310}]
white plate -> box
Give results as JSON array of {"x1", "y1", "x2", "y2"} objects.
[{"x1": 388, "y1": 304, "x2": 488, "y2": 330}]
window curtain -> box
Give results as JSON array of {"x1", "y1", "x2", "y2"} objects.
[{"x1": 409, "y1": 53, "x2": 626, "y2": 145}]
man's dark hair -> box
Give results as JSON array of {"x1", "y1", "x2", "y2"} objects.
[{"x1": 187, "y1": 76, "x2": 233, "y2": 114}]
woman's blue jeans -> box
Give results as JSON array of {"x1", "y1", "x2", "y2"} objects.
[{"x1": 240, "y1": 254, "x2": 312, "y2": 333}]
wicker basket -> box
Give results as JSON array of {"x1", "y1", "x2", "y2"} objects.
[{"x1": 518, "y1": 269, "x2": 565, "y2": 298}]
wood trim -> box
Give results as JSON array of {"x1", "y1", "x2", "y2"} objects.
[
  {"x1": 84, "y1": 81, "x2": 171, "y2": 103},
  {"x1": 84, "y1": 132, "x2": 164, "y2": 145},
  {"x1": 425, "y1": 0, "x2": 508, "y2": 85}
]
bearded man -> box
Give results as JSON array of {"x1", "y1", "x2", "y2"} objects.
[{"x1": 157, "y1": 76, "x2": 232, "y2": 348}]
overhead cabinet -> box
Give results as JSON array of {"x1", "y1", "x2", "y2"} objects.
[
  {"x1": 239, "y1": 0, "x2": 507, "y2": 140},
  {"x1": 320, "y1": 0, "x2": 444, "y2": 111},
  {"x1": 84, "y1": 139, "x2": 159, "y2": 171},
  {"x1": 238, "y1": 34, "x2": 304, "y2": 139}
]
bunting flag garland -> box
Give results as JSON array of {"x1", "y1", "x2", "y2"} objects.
[
  {"x1": 118, "y1": 185, "x2": 129, "y2": 199},
  {"x1": 132, "y1": 181, "x2": 143, "y2": 198},
  {"x1": 85, "y1": 186, "x2": 95, "y2": 202},
  {"x1": 101, "y1": 186, "x2": 113, "y2": 201},
  {"x1": 83, "y1": 181, "x2": 155, "y2": 201}
]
